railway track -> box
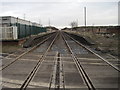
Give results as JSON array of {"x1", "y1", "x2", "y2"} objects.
[
  {"x1": 61, "y1": 31, "x2": 119, "y2": 89},
  {"x1": 64, "y1": 32, "x2": 120, "y2": 72},
  {"x1": 20, "y1": 32, "x2": 59, "y2": 90},
  {"x1": 1, "y1": 32, "x2": 56, "y2": 70},
  {"x1": 61, "y1": 32, "x2": 95, "y2": 90},
  {"x1": 2, "y1": 31, "x2": 119, "y2": 90}
]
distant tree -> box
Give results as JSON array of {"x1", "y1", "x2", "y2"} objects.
[{"x1": 70, "y1": 21, "x2": 78, "y2": 29}]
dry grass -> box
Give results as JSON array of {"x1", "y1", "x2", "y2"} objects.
[
  {"x1": 77, "y1": 31, "x2": 118, "y2": 46},
  {"x1": 70, "y1": 31, "x2": 119, "y2": 55},
  {"x1": 2, "y1": 45, "x2": 21, "y2": 53}
]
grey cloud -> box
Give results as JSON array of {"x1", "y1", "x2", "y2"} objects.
[{"x1": 0, "y1": 1, "x2": 118, "y2": 28}]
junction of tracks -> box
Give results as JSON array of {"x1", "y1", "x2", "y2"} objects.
[{"x1": 1, "y1": 31, "x2": 120, "y2": 90}]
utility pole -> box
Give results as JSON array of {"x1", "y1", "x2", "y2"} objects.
[
  {"x1": 48, "y1": 18, "x2": 52, "y2": 32},
  {"x1": 76, "y1": 19, "x2": 78, "y2": 27},
  {"x1": 48, "y1": 18, "x2": 51, "y2": 26},
  {"x1": 39, "y1": 19, "x2": 41, "y2": 24},
  {"x1": 39, "y1": 19, "x2": 42, "y2": 26},
  {"x1": 118, "y1": 1, "x2": 120, "y2": 26},
  {"x1": 92, "y1": 23, "x2": 94, "y2": 34},
  {"x1": 24, "y1": 14, "x2": 26, "y2": 20},
  {"x1": 76, "y1": 19, "x2": 78, "y2": 32},
  {"x1": 83, "y1": 7, "x2": 87, "y2": 35},
  {"x1": 84, "y1": 7, "x2": 87, "y2": 28}
]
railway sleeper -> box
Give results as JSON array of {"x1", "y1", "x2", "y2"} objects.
[{"x1": 49, "y1": 53, "x2": 65, "y2": 90}]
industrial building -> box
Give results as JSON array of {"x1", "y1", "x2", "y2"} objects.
[{"x1": 0, "y1": 16, "x2": 46, "y2": 40}]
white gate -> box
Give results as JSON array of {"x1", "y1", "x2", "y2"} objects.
[{"x1": 0, "y1": 26, "x2": 18, "y2": 40}]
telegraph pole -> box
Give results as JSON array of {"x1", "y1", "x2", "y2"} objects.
[
  {"x1": 84, "y1": 7, "x2": 87, "y2": 28},
  {"x1": 39, "y1": 19, "x2": 42, "y2": 26},
  {"x1": 76, "y1": 19, "x2": 78, "y2": 27},
  {"x1": 118, "y1": 1, "x2": 120, "y2": 26},
  {"x1": 39, "y1": 19, "x2": 41, "y2": 24},
  {"x1": 48, "y1": 18, "x2": 51, "y2": 26},
  {"x1": 83, "y1": 7, "x2": 87, "y2": 35},
  {"x1": 24, "y1": 14, "x2": 26, "y2": 20},
  {"x1": 48, "y1": 18, "x2": 52, "y2": 32}
]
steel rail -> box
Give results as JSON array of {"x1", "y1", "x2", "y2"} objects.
[
  {"x1": 49, "y1": 53, "x2": 65, "y2": 90},
  {"x1": 20, "y1": 32, "x2": 59, "y2": 90},
  {"x1": 1, "y1": 33, "x2": 56, "y2": 71},
  {"x1": 61, "y1": 32, "x2": 96, "y2": 90},
  {"x1": 60, "y1": 54, "x2": 65, "y2": 90},
  {"x1": 49, "y1": 51, "x2": 59, "y2": 90},
  {"x1": 65, "y1": 32, "x2": 120, "y2": 72}
]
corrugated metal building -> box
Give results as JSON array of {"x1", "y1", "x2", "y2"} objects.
[{"x1": 0, "y1": 16, "x2": 46, "y2": 40}]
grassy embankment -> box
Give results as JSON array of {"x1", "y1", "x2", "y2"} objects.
[
  {"x1": 81, "y1": 32, "x2": 119, "y2": 55},
  {"x1": 68, "y1": 30, "x2": 119, "y2": 56}
]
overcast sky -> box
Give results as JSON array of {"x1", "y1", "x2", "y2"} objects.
[{"x1": 0, "y1": 0, "x2": 119, "y2": 28}]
